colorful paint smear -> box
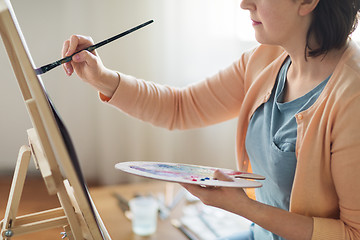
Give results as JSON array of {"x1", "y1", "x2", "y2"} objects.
[{"x1": 129, "y1": 163, "x2": 246, "y2": 182}]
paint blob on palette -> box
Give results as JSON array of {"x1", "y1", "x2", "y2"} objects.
[{"x1": 115, "y1": 161, "x2": 265, "y2": 188}]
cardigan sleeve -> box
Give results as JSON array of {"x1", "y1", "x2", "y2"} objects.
[
  {"x1": 101, "y1": 56, "x2": 248, "y2": 130},
  {"x1": 312, "y1": 88, "x2": 360, "y2": 239},
  {"x1": 329, "y1": 95, "x2": 360, "y2": 239}
]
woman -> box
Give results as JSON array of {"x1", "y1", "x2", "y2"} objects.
[{"x1": 62, "y1": 0, "x2": 360, "y2": 239}]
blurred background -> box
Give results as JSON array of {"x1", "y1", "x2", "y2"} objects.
[{"x1": 1, "y1": 0, "x2": 359, "y2": 186}]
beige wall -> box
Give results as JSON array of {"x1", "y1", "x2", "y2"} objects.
[{"x1": 0, "y1": 0, "x2": 257, "y2": 184}]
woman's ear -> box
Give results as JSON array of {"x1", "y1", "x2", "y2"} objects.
[{"x1": 298, "y1": 0, "x2": 320, "y2": 16}]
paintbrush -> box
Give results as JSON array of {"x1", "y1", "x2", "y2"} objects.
[
  {"x1": 171, "y1": 219, "x2": 199, "y2": 240},
  {"x1": 233, "y1": 172, "x2": 265, "y2": 180},
  {"x1": 34, "y1": 19, "x2": 154, "y2": 75},
  {"x1": 112, "y1": 192, "x2": 132, "y2": 220}
]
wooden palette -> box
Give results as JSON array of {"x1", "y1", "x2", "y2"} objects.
[{"x1": 115, "y1": 161, "x2": 265, "y2": 188}]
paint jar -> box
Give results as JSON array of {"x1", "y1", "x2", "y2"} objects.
[{"x1": 129, "y1": 196, "x2": 159, "y2": 236}]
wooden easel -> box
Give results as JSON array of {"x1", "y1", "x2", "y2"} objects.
[
  {"x1": 0, "y1": 128, "x2": 82, "y2": 239},
  {"x1": 0, "y1": 0, "x2": 111, "y2": 239}
]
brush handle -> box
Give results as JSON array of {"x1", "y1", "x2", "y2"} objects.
[
  {"x1": 66, "y1": 19, "x2": 154, "y2": 64},
  {"x1": 35, "y1": 20, "x2": 154, "y2": 75},
  {"x1": 171, "y1": 219, "x2": 198, "y2": 240},
  {"x1": 178, "y1": 225, "x2": 198, "y2": 240},
  {"x1": 87, "y1": 19, "x2": 154, "y2": 52},
  {"x1": 234, "y1": 173, "x2": 265, "y2": 180}
]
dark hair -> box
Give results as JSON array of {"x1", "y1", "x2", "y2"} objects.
[{"x1": 306, "y1": 0, "x2": 360, "y2": 58}]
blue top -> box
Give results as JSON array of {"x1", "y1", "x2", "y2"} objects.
[{"x1": 245, "y1": 57, "x2": 330, "y2": 240}]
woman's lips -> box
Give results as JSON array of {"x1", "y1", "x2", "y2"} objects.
[{"x1": 252, "y1": 19, "x2": 262, "y2": 26}]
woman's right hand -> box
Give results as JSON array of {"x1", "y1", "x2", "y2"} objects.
[{"x1": 62, "y1": 35, "x2": 119, "y2": 98}]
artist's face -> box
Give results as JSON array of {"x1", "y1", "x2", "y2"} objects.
[{"x1": 240, "y1": 0, "x2": 305, "y2": 47}]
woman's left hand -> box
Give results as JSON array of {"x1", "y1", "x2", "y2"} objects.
[{"x1": 181, "y1": 170, "x2": 251, "y2": 214}]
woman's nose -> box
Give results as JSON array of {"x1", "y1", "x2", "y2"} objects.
[{"x1": 240, "y1": 0, "x2": 255, "y2": 11}]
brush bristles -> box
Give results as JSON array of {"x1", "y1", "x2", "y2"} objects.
[
  {"x1": 34, "y1": 61, "x2": 61, "y2": 75},
  {"x1": 34, "y1": 67, "x2": 45, "y2": 75}
]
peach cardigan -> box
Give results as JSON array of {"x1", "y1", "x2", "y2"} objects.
[{"x1": 101, "y1": 40, "x2": 360, "y2": 239}]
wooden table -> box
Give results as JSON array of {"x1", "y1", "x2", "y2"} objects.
[
  {"x1": 90, "y1": 181, "x2": 188, "y2": 240},
  {"x1": 0, "y1": 177, "x2": 189, "y2": 240}
]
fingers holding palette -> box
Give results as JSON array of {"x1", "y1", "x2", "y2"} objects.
[{"x1": 115, "y1": 161, "x2": 265, "y2": 188}]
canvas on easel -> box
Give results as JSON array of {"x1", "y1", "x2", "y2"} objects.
[{"x1": 0, "y1": 0, "x2": 111, "y2": 239}]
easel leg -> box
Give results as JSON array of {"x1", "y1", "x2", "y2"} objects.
[
  {"x1": 1, "y1": 126, "x2": 102, "y2": 239},
  {"x1": 62, "y1": 225, "x2": 74, "y2": 240},
  {"x1": 1, "y1": 145, "x2": 31, "y2": 239}
]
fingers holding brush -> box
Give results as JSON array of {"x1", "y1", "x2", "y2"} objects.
[
  {"x1": 61, "y1": 34, "x2": 119, "y2": 97},
  {"x1": 66, "y1": 35, "x2": 95, "y2": 56},
  {"x1": 62, "y1": 35, "x2": 96, "y2": 76},
  {"x1": 62, "y1": 35, "x2": 101, "y2": 78},
  {"x1": 62, "y1": 40, "x2": 73, "y2": 76}
]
